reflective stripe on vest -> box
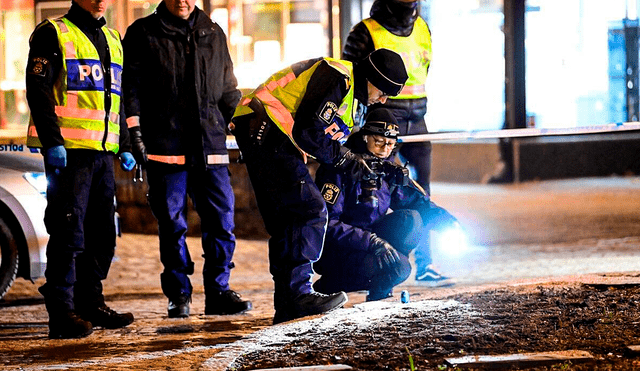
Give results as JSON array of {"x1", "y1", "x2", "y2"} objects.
[
  {"x1": 363, "y1": 17, "x2": 431, "y2": 99},
  {"x1": 26, "y1": 17, "x2": 123, "y2": 153},
  {"x1": 148, "y1": 154, "x2": 186, "y2": 165},
  {"x1": 147, "y1": 154, "x2": 230, "y2": 165},
  {"x1": 234, "y1": 58, "x2": 355, "y2": 162}
]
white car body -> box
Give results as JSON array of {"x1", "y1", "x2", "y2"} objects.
[{"x1": 0, "y1": 149, "x2": 48, "y2": 298}]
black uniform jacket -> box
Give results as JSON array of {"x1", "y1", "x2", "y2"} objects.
[
  {"x1": 122, "y1": 2, "x2": 241, "y2": 166},
  {"x1": 25, "y1": 3, "x2": 131, "y2": 153}
]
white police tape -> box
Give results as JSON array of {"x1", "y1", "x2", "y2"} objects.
[
  {"x1": 224, "y1": 122, "x2": 640, "y2": 149},
  {"x1": 397, "y1": 122, "x2": 640, "y2": 143}
]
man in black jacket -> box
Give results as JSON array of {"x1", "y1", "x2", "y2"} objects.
[
  {"x1": 343, "y1": 0, "x2": 449, "y2": 284},
  {"x1": 26, "y1": 0, "x2": 135, "y2": 339},
  {"x1": 122, "y1": 0, "x2": 251, "y2": 318}
]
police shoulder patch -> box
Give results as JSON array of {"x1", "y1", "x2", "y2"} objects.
[
  {"x1": 28, "y1": 57, "x2": 49, "y2": 77},
  {"x1": 319, "y1": 101, "x2": 338, "y2": 125},
  {"x1": 321, "y1": 182, "x2": 340, "y2": 205}
]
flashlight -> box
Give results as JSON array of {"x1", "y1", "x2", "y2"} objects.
[{"x1": 433, "y1": 222, "x2": 469, "y2": 257}]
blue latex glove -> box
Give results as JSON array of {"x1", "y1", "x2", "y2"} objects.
[
  {"x1": 119, "y1": 152, "x2": 136, "y2": 172},
  {"x1": 45, "y1": 145, "x2": 67, "y2": 168}
]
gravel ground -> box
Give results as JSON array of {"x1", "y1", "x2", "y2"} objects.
[{"x1": 2, "y1": 177, "x2": 640, "y2": 370}]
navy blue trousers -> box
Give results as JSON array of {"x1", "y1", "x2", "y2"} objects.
[
  {"x1": 40, "y1": 150, "x2": 116, "y2": 313},
  {"x1": 233, "y1": 115, "x2": 327, "y2": 312},
  {"x1": 146, "y1": 163, "x2": 236, "y2": 300},
  {"x1": 314, "y1": 209, "x2": 422, "y2": 296}
]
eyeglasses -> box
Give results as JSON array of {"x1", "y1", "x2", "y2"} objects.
[{"x1": 372, "y1": 138, "x2": 397, "y2": 150}]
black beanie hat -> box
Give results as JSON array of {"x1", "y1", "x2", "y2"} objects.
[
  {"x1": 361, "y1": 108, "x2": 400, "y2": 139},
  {"x1": 360, "y1": 48, "x2": 408, "y2": 96}
]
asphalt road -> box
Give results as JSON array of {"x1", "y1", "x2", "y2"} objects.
[{"x1": 2, "y1": 176, "x2": 640, "y2": 370}]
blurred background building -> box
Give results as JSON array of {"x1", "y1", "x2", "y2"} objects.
[
  {"x1": 3, "y1": 0, "x2": 640, "y2": 132},
  {"x1": 3, "y1": 0, "x2": 640, "y2": 236}
]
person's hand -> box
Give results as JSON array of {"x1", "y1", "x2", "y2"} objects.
[
  {"x1": 128, "y1": 127, "x2": 147, "y2": 164},
  {"x1": 120, "y1": 152, "x2": 136, "y2": 172},
  {"x1": 370, "y1": 234, "x2": 401, "y2": 270},
  {"x1": 45, "y1": 145, "x2": 67, "y2": 168},
  {"x1": 334, "y1": 148, "x2": 373, "y2": 181}
]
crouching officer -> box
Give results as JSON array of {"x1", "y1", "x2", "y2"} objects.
[
  {"x1": 25, "y1": 0, "x2": 136, "y2": 339},
  {"x1": 313, "y1": 108, "x2": 459, "y2": 301},
  {"x1": 230, "y1": 48, "x2": 408, "y2": 324}
]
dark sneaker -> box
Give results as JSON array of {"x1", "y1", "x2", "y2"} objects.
[
  {"x1": 168, "y1": 294, "x2": 191, "y2": 318},
  {"x1": 415, "y1": 264, "x2": 456, "y2": 287},
  {"x1": 80, "y1": 305, "x2": 134, "y2": 329},
  {"x1": 48, "y1": 311, "x2": 93, "y2": 339},
  {"x1": 205, "y1": 290, "x2": 252, "y2": 315}
]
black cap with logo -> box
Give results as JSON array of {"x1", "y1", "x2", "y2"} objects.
[{"x1": 361, "y1": 108, "x2": 400, "y2": 139}]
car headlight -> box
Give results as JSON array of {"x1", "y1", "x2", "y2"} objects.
[{"x1": 23, "y1": 172, "x2": 48, "y2": 197}]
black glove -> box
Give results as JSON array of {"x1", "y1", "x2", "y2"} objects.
[
  {"x1": 128, "y1": 127, "x2": 147, "y2": 164},
  {"x1": 370, "y1": 234, "x2": 401, "y2": 270},
  {"x1": 334, "y1": 148, "x2": 373, "y2": 181},
  {"x1": 382, "y1": 162, "x2": 410, "y2": 186}
]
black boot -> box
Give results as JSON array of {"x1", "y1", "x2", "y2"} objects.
[
  {"x1": 168, "y1": 294, "x2": 191, "y2": 318},
  {"x1": 205, "y1": 290, "x2": 252, "y2": 315},
  {"x1": 79, "y1": 305, "x2": 134, "y2": 329},
  {"x1": 48, "y1": 311, "x2": 93, "y2": 339},
  {"x1": 273, "y1": 291, "x2": 348, "y2": 325}
]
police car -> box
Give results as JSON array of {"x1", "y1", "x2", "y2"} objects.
[
  {"x1": 0, "y1": 146, "x2": 121, "y2": 300},
  {"x1": 0, "y1": 146, "x2": 48, "y2": 300}
]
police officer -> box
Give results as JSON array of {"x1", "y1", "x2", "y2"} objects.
[
  {"x1": 230, "y1": 48, "x2": 408, "y2": 324},
  {"x1": 313, "y1": 108, "x2": 458, "y2": 301},
  {"x1": 343, "y1": 0, "x2": 443, "y2": 282},
  {"x1": 122, "y1": 0, "x2": 251, "y2": 318},
  {"x1": 26, "y1": 0, "x2": 136, "y2": 339}
]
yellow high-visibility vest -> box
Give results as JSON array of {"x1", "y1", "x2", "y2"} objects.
[
  {"x1": 234, "y1": 58, "x2": 355, "y2": 162},
  {"x1": 27, "y1": 17, "x2": 123, "y2": 153},
  {"x1": 363, "y1": 17, "x2": 431, "y2": 99}
]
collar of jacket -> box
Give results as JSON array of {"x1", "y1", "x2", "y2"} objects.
[
  {"x1": 156, "y1": 2, "x2": 213, "y2": 37},
  {"x1": 352, "y1": 64, "x2": 369, "y2": 105},
  {"x1": 66, "y1": 2, "x2": 107, "y2": 32},
  {"x1": 370, "y1": 0, "x2": 418, "y2": 36}
]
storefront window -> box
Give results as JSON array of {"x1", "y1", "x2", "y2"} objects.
[
  {"x1": 419, "y1": 0, "x2": 505, "y2": 132},
  {"x1": 229, "y1": 0, "x2": 330, "y2": 90},
  {"x1": 526, "y1": 0, "x2": 638, "y2": 128},
  {"x1": 1, "y1": 0, "x2": 34, "y2": 130},
  {"x1": 5, "y1": 0, "x2": 640, "y2": 135}
]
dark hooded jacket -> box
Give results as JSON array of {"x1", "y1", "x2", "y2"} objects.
[
  {"x1": 342, "y1": 0, "x2": 429, "y2": 134},
  {"x1": 122, "y1": 2, "x2": 241, "y2": 167}
]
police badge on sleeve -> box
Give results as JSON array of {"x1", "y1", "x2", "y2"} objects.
[
  {"x1": 320, "y1": 183, "x2": 340, "y2": 205},
  {"x1": 28, "y1": 57, "x2": 49, "y2": 77},
  {"x1": 319, "y1": 101, "x2": 338, "y2": 125}
]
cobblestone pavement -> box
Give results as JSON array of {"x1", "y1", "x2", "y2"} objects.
[{"x1": 2, "y1": 177, "x2": 640, "y2": 370}]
